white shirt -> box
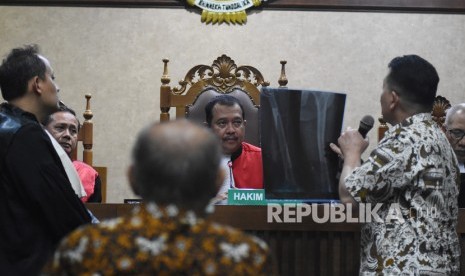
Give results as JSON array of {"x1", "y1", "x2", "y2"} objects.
[{"x1": 45, "y1": 130, "x2": 87, "y2": 198}]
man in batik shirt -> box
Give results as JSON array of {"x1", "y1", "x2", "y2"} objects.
[
  {"x1": 335, "y1": 55, "x2": 460, "y2": 274},
  {"x1": 43, "y1": 119, "x2": 274, "y2": 275}
]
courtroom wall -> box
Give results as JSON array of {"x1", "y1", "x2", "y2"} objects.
[{"x1": 0, "y1": 6, "x2": 464, "y2": 202}]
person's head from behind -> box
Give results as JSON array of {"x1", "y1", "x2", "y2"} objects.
[
  {"x1": 445, "y1": 103, "x2": 465, "y2": 163},
  {"x1": 0, "y1": 44, "x2": 60, "y2": 119},
  {"x1": 381, "y1": 55, "x2": 439, "y2": 125},
  {"x1": 43, "y1": 103, "x2": 80, "y2": 156},
  {"x1": 129, "y1": 119, "x2": 224, "y2": 214},
  {"x1": 205, "y1": 95, "x2": 246, "y2": 155}
]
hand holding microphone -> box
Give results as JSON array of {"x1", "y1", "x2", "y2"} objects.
[
  {"x1": 330, "y1": 115, "x2": 374, "y2": 160},
  {"x1": 341, "y1": 115, "x2": 373, "y2": 157}
]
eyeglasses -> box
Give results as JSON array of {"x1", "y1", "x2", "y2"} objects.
[
  {"x1": 215, "y1": 119, "x2": 244, "y2": 129},
  {"x1": 447, "y1": 128, "x2": 465, "y2": 142}
]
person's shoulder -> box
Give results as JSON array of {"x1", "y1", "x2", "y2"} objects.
[
  {"x1": 0, "y1": 111, "x2": 41, "y2": 150},
  {"x1": 205, "y1": 221, "x2": 269, "y2": 251},
  {"x1": 12, "y1": 121, "x2": 50, "y2": 146},
  {"x1": 73, "y1": 160, "x2": 98, "y2": 172},
  {"x1": 241, "y1": 142, "x2": 262, "y2": 153},
  {"x1": 68, "y1": 216, "x2": 125, "y2": 239},
  {"x1": 56, "y1": 217, "x2": 125, "y2": 257},
  {"x1": 1, "y1": 104, "x2": 40, "y2": 130},
  {"x1": 73, "y1": 160, "x2": 98, "y2": 177}
]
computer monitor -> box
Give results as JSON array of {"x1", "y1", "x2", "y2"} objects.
[{"x1": 260, "y1": 88, "x2": 346, "y2": 201}]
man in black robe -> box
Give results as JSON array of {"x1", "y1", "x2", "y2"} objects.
[{"x1": 0, "y1": 45, "x2": 91, "y2": 275}]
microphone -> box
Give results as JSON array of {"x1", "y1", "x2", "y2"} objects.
[
  {"x1": 334, "y1": 115, "x2": 374, "y2": 181},
  {"x1": 358, "y1": 115, "x2": 374, "y2": 138}
]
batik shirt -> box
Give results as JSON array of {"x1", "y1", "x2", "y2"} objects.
[
  {"x1": 345, "y1": 113, "x2": 460, "y2": 275},
  {"x1": 43, "y1": 203, "x2": 273, "y2": 275}
]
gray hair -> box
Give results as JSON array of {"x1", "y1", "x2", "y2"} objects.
[
  {"x1": 131, "y1": 119, "x2": 222, "y2": 213},
  {"x1": 445, "y1": 103, "x2": 465, "y2": 126}
]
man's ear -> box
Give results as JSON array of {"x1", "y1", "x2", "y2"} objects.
[
  {"x1": 30, "y1": 76, "x2": 42, "y2": 95},
  {"x1": 127, "y1": 165, "x2": 140, "y2": 196},
  {"x1": 243, "y1": 119, "x2": 247, "y2": 127},
  {"x1": 390, "y1": 91, "x2": 400, "y2": 110}
]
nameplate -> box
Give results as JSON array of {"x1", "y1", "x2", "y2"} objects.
[
  {"x1": 124, "y1": 199, "x2": 142, "y2": 204},
  {"x1": 228, "y1": 189, "x2": 266, "y2": 205}
]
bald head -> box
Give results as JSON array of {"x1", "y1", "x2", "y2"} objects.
[
  {"x1": 130, "y1": 119, "x2": 223, "y2": 212},
  {"x1": 445, "y1": 103, "x2": 465, "y2": 163},
  {"x1": 445, "y1": 104, "x2": 465, "y2": 126}
]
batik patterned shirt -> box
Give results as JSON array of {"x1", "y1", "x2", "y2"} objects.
[
  {"x1": 42, "y1": 203, "x2": 273, "y2": 275},
  {"x1": 345, "y1": 113, "x2": 460, "y2": 275}
]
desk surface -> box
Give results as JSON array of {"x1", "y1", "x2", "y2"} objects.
[{"x1": 86, "y1": 203, "x2": 465, "y2": 232}]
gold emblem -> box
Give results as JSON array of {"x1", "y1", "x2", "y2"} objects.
[{"x1": 187, "y1": 0, "x2": 265, "y2": 24}]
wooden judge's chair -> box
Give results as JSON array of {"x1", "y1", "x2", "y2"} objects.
[
  {"x1": 70, "y1": 94, "x2": 107, "y2": 203},
  {"x1": 160, "y1": 54, "x2": 288, "y2": 146},
  {"x1": 431, "y1": 95, "x2": 452, "y2": 129},
  {"x1": 377, "y1": 95, "x2": 452, "y2": 141}
]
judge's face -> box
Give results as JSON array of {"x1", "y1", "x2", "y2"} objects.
[
  {"x1": 45, "y1": 111, "x2": 79, "y2": 155},
  {"x1": 446, "y1": 111, "x2": 465, "y2": 163},
  {"x1": 210, "y1": 103, "x2": 246, "y2": 155}
]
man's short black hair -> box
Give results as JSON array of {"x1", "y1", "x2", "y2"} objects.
[
  {"x1": 43, "y1": 102, "x2": 81, "y2": 130},
  {"x1": 386, "y1": 55, "x2": 439, "y2": 111},
  {"x1": 204, "y1": 95, "x2": 245, "y2": 126},
  {"x1": 0, "y1": 44, "x2": 46, "y2": 101}
]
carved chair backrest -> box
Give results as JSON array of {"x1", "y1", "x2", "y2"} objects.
[{"x1": 160, "y1": 54, "x2": 288, "y2": 147}]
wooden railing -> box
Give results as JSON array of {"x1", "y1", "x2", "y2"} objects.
[{"x1": 86, "y1": 204, "x2": 465, "y2": 276}]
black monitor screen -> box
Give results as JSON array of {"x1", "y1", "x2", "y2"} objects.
[{"x1": 260, "y1": 88, "x2": 346, "y2": 200}]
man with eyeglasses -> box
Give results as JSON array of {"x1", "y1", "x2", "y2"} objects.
[
  {"x1": 205, "y1": 95, "x2": 263, "y2": 203},
  {"x1": 445, "y1": 103, "x2": 465, "y2": 207}
]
